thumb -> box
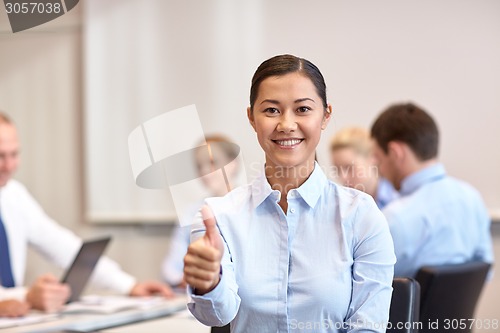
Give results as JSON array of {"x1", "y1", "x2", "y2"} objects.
[{"x1": 201, "y1": 205, "x2": 222, "y2": 250}]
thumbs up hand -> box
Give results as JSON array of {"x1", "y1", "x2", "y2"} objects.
[{"x1": 184, "y1": 205, "x2": 224, "y2": 295}]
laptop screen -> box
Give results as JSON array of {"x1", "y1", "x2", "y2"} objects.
[{"x1": 61, "y1": 236, "x2": 111, "y2": 303}]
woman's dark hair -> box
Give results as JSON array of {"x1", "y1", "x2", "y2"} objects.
[
  {"x1": 371, "y1": 102, "x2": 439, "y2": 161},
  {"x1": 249, "y1": 54, "x2": 327, "y2": 111}
]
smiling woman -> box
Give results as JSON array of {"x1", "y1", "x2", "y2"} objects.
[
  {"x1": 183, "y1": 54, "x2": 396, "y2": 333},
  {"x1": 246, "y1": 57, "x2": 332, "y2": 211}
]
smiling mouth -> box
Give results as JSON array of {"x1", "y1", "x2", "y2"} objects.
[{"x1": 272, "y1": 139, "x2": 304, "y2": 147}]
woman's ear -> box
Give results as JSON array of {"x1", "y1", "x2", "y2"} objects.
[
  {"x1": 321, "y1": 104, "x2": 333, "y2": 130},
  {"x1": 247, "y1": 106, "x2": 256, "y2": 132}
]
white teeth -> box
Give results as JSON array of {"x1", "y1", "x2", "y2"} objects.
[{"x1": 275, "y1": 139, "x2": 302, "y2": 146}]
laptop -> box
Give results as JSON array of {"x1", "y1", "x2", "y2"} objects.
[{"x1": 61, "y1": 236, "x2": 112, "y2": 303}]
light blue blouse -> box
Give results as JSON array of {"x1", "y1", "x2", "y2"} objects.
[
  {"x1": 188, "y1": 163, "x2": 396, "y2": 332},
  {"x1": 383, "y1": 163, "x2": 494, "y2": 278}
]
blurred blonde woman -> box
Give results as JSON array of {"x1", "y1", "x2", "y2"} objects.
[
  {"x1": 161, "y1": 135, "x2": 241, "y2": 288},
  {"x1": 330, "y1": 126, "x2": 398, "y2": 209}
]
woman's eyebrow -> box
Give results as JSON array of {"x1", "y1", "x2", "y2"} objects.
[
  {"x1": 294, "y1": 98, "x2": 315, "y2": 104},
  {"x1": 260, "y1": 99, "x2": 280, "y2": 105},
  {"x1": 259, "y1": 98, "x2": 315, "y2": 105}
]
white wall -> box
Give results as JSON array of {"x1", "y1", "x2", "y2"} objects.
[
  {"x1": 1, "y1": 1, "x2": 499, "y2": 331},
  {"x1": 83, "y1": 0, "x2": 500, "y2": 223}
]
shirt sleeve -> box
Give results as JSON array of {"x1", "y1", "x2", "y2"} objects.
[
  {"x1": 0, "y1": 286, "x2": 27, "y2": 302},
  {"x1": 186, "y1": 218, "x2": 240, "y2": 326},
  {"x1": 345, "y1": 197, "x2": 396, "y2": 332},
  {"x1": 474, "y1": 196, "x2": 494, "y2": 264}
]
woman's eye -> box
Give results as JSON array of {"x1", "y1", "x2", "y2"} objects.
[
  {"x1": 264, "y1": 108, "x2": 279, "y2": 115},
  {"x1": 297, "y1": 106, "x2": 311, "y2": 113}
]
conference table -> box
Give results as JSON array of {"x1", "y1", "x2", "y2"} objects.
[
  {"x1": 0, "y1": 294, "x2": 210, "y2": 333},
  {"x1": 101, "y1": 310, "x2": 210, "y2": 333}
]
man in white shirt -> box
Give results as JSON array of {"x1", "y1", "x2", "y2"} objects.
[{"x1": 0, "y1": 112, "x2": 173, "y2": 314}]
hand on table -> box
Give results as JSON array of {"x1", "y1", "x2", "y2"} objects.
[
  {"x1": 129, "y1": 281, "x2": 175, "y2": 298},
  {"x1": 0, "y1": 299, "x2": 30, "y2": 317}
]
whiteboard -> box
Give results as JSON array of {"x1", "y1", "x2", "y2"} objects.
[{"x1": 83, "y1": 0, "x2": 500, "y2": 224}]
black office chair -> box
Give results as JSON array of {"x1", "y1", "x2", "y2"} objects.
[
  {"x1": 388, "y1": 277, "x2": 421, "y2": 333},
  {"x1": 415, "y1": 261, "x2": 491, "y2": 333},
  {"x1": 211, "y1": 324, "x2": 230, "y2": 333}
]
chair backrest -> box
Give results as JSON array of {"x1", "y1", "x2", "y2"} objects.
[
  {"x1": 415, "y1": 261, "x2": 491, "y2": 333},
  {"x1": 211, "y1": 325, "x2": 230, "y2": 333},
  {"x1": 388, "y1": 277, "x2": 421, "y2": 333}
]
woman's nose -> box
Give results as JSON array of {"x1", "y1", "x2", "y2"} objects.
[{"x1": 276, "y1": 113, "x2": 297, "y2": 133}]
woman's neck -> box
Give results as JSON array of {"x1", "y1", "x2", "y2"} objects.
[{"x1": 265, "y1": 160, "x2": 316, "y2": 213}]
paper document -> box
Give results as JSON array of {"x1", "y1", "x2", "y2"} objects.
[
  {"x1": 62, "y1": 295, "x2": 168, "y2": 314},
  {"x1": 0, "y1": 312, "x2": 59, "y2": 329}
]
